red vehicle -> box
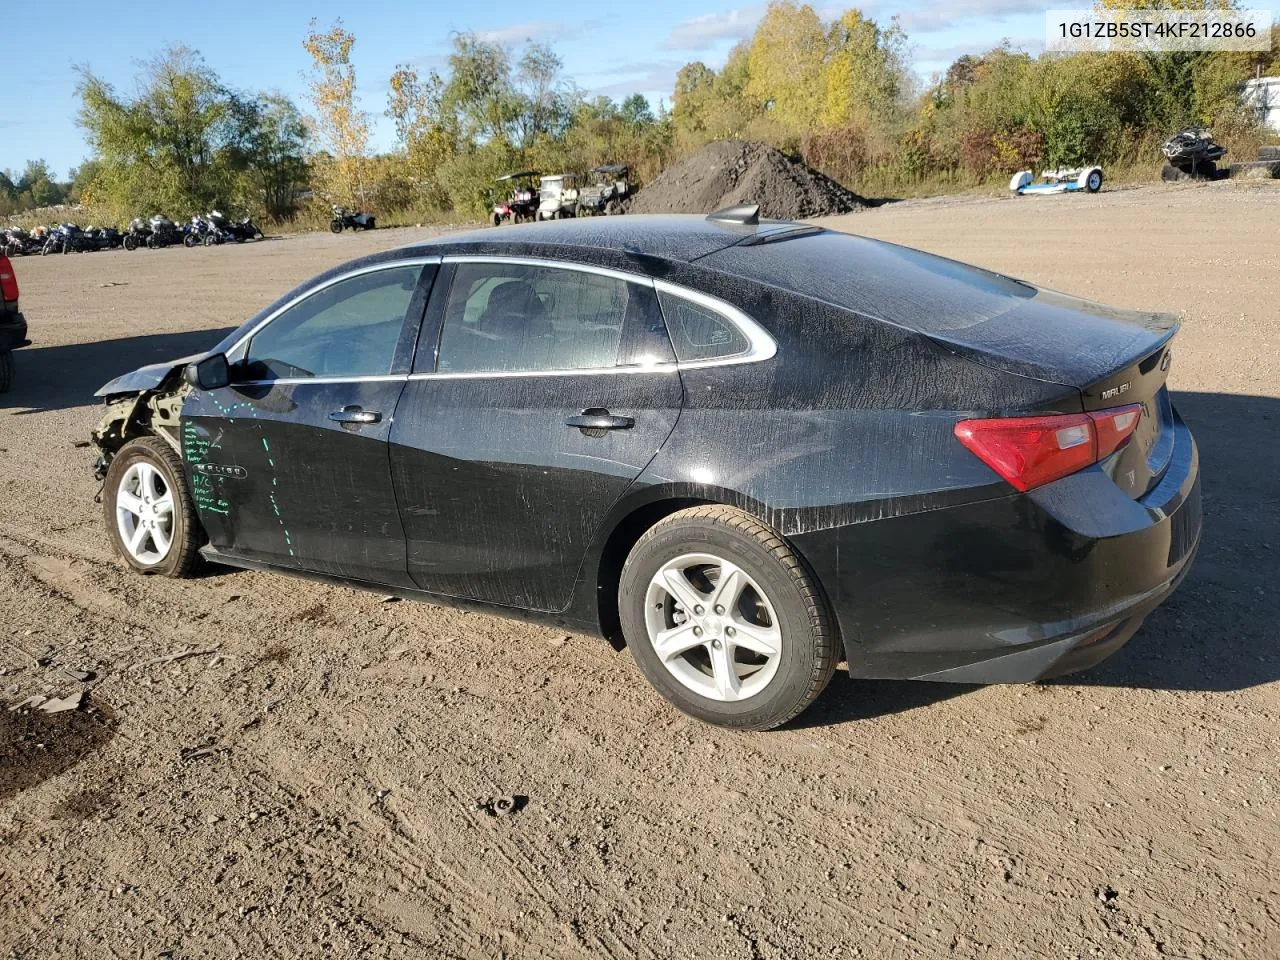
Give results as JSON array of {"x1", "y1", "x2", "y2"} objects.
[
  {"x1": 491, "y1": 170, "x2": 540, "y2": 226},
  {"x1": 0, "y1": 253, "x2": 29, "y2": 393}
]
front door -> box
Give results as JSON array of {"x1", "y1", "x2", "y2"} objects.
[
  {"x1": 389, "y1": 259, "x2": 683, "y2": 612},
  {"x1": 183, "y1": 260, "x2": 435, "y2": 586}
]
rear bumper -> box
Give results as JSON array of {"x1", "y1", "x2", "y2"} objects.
[
  {"x1": 791, "y1": 410, "x2": 1201, "y2": 683},
  {"x1": 0, "y1": 310, "x2": 28, "y2": 352}
]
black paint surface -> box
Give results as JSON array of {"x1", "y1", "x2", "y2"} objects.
[{"x1": 98, "y1": 216, "x2": 1202, "y2": 683}]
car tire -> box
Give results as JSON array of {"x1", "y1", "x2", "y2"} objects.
[
  {"x1": 619, "y1": 505, "x2": 838, "y2": 730},
  {"x1": 0, "y1": 350, "x2": 13, "y2": 394},
  {"x1": 103, "y1": 437, "x2": 203, "y2": 578}
]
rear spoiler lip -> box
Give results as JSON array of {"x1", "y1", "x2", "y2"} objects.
[
  {"x1": 1078, "y1": 327, "x2": 1179, "y2": 410},
  {"x1": 921, "y1": 300, "x2": 1180, "y2": 393}
]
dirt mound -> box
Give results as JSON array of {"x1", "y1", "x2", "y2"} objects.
[{"x1": 626, "y1": 140, "x2": 867, "y2": 219}]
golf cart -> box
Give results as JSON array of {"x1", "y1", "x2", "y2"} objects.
[
  {"x1": 1009, "y1": 166, "x2": 1104, "y2": 196},
  {"x1": 536, "y1": 174, "x2": 579, "y2": 220},
  {"x1": 491, "y1": 171, "x2": 541, "y2": 226},
  {"x1": 575, "y1": 164, "x2": 633, "y2": 216}
]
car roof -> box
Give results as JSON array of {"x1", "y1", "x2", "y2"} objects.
[{"x1": 395, "y1": 214, "x2": 815, "y2": 267}]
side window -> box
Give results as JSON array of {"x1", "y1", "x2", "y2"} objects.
[
  {"x1": 657, "y1": 290, "x2": 750, "y2": 362},
  {"x1": 241, "y1": 264, "x2": 423, "y2": 380},
  {"x1": 437, "y1": 263, "x2": 631, "y2": 374}
]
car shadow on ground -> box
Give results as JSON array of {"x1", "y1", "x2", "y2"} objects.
[
  {"x1": 1057, "y1": 391, "x2": 1278, "y2": 694},
  {"x1": 793, "y1": 390, "x2": 1279, "y2": 727},
  {"x1": 3, "y1": 327, "x2": 236, "y2": 415}
]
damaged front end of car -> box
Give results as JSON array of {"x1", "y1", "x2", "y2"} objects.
[{"x1": 90, "y1": 362, "x2": 192, "y2": 481}]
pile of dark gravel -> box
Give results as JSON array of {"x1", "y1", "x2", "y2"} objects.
[{"x1": 626, "y1": 140, "x2": 867, "y2": 219}]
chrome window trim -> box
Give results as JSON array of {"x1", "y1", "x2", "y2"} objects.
[
  {"x1": 226, "y1": 374, "x2": 409, "y2": 387},
  {"x1": 216, "y1": 254, "x2": 777, "y2": 387},
  {"x1": 224, "y1": 257, "x2": 442, "y2": 360},
  {"x1": 442, "y1": 254, "x2": 651, "y2": 286},
  {"x1": 434, "y1": 255, "x2": 777, "y2": 376},
  {"x1": 407, "y1": 363, "x2": 678, "y2": 381},
  {"x1": 652, "y1": 279, "x2": 777, "y2": 369}
]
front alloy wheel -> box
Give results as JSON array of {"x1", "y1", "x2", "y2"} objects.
[
  {"x1": 103, "y1": 436, "x2": 203, "y2": 577},
  {"x1": 115, "y1": 461, "x2": 175, "y2": 565}
]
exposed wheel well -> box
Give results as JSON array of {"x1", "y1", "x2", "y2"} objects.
[{"x1": 594, "y1": 497, "x2": 714, "y2": 648}]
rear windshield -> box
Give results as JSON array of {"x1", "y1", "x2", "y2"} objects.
[{"x1": 701, "y1": 230, "x2": 1036, "y2": 332}]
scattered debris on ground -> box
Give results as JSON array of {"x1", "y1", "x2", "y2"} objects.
[
  {"x1": 477, "y1": 794, "x2": 526, "y2": 817},
  {"x1": 130, "y1": 646, "x2": 219, "y2": 670},
  {"x1": 626, "y1": 140, "x2": 867, "y2": 219}
]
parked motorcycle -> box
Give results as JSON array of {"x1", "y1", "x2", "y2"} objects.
[
  {"x1": 185, "y1": 214, "x2": 227, "y2": 246},
  {"x1": 210, "y1": 210, "x2": 264, "y2": 242},
  {"x1": 123, "y1": 217, "x2": 152, "y2": 251},
  {"x1": 2, "y1": 227, "x2": 41, "y2": 257},
  {"x1": 330, "y1": 205, "x2": 376, "y2": 232},
  {"x1": 147, "y1": 215, "x2": 183, "y2": 248},
  {"x1": 43, "y1": 224, "x2": 93, "y2": 255},
  {"x1": 84, "y1": 226, "x2": 122, "y2": 251}
]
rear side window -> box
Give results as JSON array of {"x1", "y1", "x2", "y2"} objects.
[
  {"x1": 657, "y1": 290, "x2": 749, "y2": 362},
  {"x1": 438, "y1": 263, "x2": 633, "y2": 374}
]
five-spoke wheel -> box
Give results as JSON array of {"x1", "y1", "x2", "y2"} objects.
[
  {"x1": 102, "y1": 436, "x2": 202, "y2": 577},
  {"x1": 115, "y1": 461, "x2": 175, "y2": 565},
  {"x1": 644, "y1": 553, "x2": 782, "y2": 702},
  {"x1": 621, "y1": 505, "x2": 838, "y2": 730}
]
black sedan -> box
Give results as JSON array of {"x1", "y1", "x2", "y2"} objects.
[{"x1": 90, "y1": 209, "x2": 1201, "y2": 730}]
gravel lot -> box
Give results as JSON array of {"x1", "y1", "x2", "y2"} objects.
[{"x1": 2, "y1": 182, "x2": 1277, "y2": 959}]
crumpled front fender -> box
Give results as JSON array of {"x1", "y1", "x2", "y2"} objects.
[{"x1": 94, "y1": 355, "x2": 200, "y2": 398}]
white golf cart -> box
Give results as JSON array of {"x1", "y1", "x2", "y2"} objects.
[{"x1": 536, "y1": 174, "x2": 579, "y2": 220}]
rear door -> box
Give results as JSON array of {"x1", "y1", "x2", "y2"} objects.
[
  {"x1": 183, "y1": 260, "x2": 435, "y2": 585},
  {"x1": 389, "y1": 257, "x2": 682, "y2": 612}
]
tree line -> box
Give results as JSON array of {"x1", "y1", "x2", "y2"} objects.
[{"x1": 5, "y1": 0, "x2": 1276, "y2": 225}]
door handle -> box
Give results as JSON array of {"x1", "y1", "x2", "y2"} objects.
[
  {"x1": 565, "y1": 409, "x2": 634, "y2": 431},
  {"x1": 329, "y1": 406, "x2": 382, "y2": 424}
]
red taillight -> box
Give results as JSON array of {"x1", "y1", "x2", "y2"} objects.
[
  {"x1": 0, "y1": 257, "x2": 17, "y2": 302},
  {"x1": 954, "y1": 404, "x2": 1142, "y2": 492}
]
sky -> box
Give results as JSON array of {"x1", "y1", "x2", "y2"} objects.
[{"x1": 5, "y1": 0, "x2": 1279, "y2": 178}]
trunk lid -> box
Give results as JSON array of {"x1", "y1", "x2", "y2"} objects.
[
  {"x1": 926, "y1": 288, "x2": 1178, "y2": 499},
  {"x1": 700, "y1": 232, "x2": 1179, "y2": 497}
]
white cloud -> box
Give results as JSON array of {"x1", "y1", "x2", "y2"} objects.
[
  {"x1": 588, "y1": 59, "x2": 686, "y2": 98},
  {"x1": 898, "y1": 0, "x2": 1046, "y2": 33},
  {"x1": 473, "y1": 21, "x2": 568, "y2": 45},
  {"x1": 663, "y1": 6, "x2": 766, "y2": 50},
  {"x1": 913, "y1": 35, "x2": 1042, "y2": 64}
]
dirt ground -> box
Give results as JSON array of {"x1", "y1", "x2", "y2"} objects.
[{"x1": 1, "y1": 181, "x2": 1277, "y2": 959}]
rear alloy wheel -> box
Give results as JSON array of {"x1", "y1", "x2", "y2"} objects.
[
  {"x1": 103, "y1": 437, "x2": 202, "y2": 577},
  {"x1": 620, "y1": 506, "x2": 838, "y2": 730}
]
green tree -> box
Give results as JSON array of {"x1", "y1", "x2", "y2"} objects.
[
  {"x1": 302, "y1": 19, "x2": 371, "y2": 206},
  {"x1": 821, "y1": 11, "x2": 908, "y2": 134},
  {"x1": 243, "y1": 94, "x2": 309, "y2": 219},
  {"x1": 77, "y1": 46, "x2": 242, "y2": 216},
  {"x1": 746, "y1": 1, "x2": 828, "y2": 135}
]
